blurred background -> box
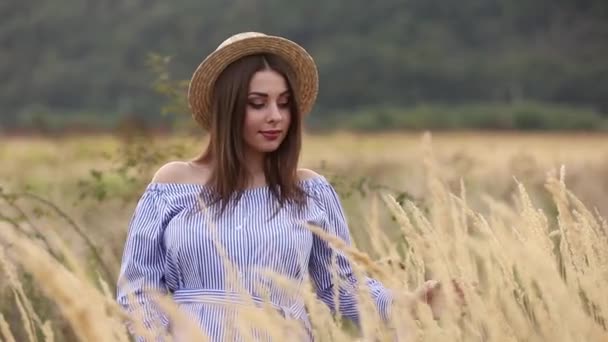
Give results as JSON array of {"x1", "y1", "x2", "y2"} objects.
[{"x1": 1, "y1": 0, "x2": 608, "y2": 134}]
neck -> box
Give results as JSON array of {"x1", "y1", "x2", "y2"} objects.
[{"x1": 243, "y1": 149, "x2": 266, "y2": 186}]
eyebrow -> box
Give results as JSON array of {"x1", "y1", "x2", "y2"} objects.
[{"x1": 248, "y1": 91, "x2": 290, "y2": 97}]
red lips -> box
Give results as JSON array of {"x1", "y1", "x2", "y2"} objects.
[{"x1": 260, "y1": 130, "x2": 282, "y2": 140}]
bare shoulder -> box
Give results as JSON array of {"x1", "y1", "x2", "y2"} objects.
[
  {"x1": 151, "y1": 161, "x2": 190, "y2": 183},
  {"x1": 151, "y1": 161, "x2": 210, "y2": 184},
  {"x1": 297, "y1": 168, "x2": 322, "y2": 181}
]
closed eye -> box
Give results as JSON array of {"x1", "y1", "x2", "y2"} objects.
[
  {"x1": 248, "y1": 102, "x2": 265, "y2": 109},
  {"x1": 248, "y1": 100, "x2": 290, "y2": 109}
]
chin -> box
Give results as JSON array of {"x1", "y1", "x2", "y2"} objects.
[
  {"x1": 252, "y1": 140, "x2": 283, "y2": 153},
  {"x1": 245, "y1": 135, "x2": 286, "y2": 154},
  {"x1": 256, "y1": 145, "x2": 281, "y2": 153}
]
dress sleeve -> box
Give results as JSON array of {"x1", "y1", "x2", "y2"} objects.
[
  {"x1": 116, "y1": 187, "x2": 171, "y2": 341},
  {"x1": 307, "y1": 180, "x2": 394, "y2": 325}
]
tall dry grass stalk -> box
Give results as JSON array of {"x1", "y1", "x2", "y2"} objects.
[
  {"x1": 0, "y1": 134, "x2": 607, "y2": 341},
  {"x1": 0, "y1": 312, "x2": 16, "y2": 342}
]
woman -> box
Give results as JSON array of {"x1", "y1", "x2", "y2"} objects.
[{"x1": 116, "y1": 32, "x2": 444, "y2": 341}]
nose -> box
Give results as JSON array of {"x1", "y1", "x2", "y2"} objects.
[{"x1": 267, "y1": 102, "x2": 282, "y2": 122}]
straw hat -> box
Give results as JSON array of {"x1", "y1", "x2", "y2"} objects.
[{"x1": 188, "y1": 32, "x2": 319, "y2": 130}]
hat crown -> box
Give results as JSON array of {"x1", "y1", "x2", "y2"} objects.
[{"x1": 217, "y1": 32, "x2": 266, "y2": 50}]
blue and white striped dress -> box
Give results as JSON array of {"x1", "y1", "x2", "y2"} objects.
[{"x1": 116, "y1": 175, "x2": 394, "y2": 341}]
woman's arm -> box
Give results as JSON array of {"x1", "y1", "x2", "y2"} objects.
[
  {"x1": 306, "y1": 175, "x2": 394, "y2": 325},
  {"x1": 116, "y1": 187, "x2": 171, "y2": 341}
]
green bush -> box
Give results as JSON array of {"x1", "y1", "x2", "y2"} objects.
[{"x1": 330, "y1": 102, "x2": 607, "y2": 131}]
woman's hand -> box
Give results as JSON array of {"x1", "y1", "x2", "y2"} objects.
[{"x1": 410, "y1": 279, "x2": 466, "y2": 320}]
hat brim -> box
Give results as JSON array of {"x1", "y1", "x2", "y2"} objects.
[{"x1": 188, "y1": 35, "x2": 319, "y2": 130}]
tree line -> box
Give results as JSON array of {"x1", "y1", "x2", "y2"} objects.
[{"x1": 1, "y1": 0, "x2": 607, "y2": 132}]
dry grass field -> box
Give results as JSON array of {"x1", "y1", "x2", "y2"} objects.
[{"x1": 1, "y1": 131, "x2": 607, "y2": 341}]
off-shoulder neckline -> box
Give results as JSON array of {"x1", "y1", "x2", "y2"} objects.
[{"x1": 145, "y1": 175, "x2": 329, "y2": 194}]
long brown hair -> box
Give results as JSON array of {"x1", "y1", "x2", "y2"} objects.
[{"x1": 195, "y1": 53, "x2": 306, "y2": 213}]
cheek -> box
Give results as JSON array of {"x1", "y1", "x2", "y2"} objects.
[
  {"x1": 243, "y1": 109, "x2": 260, "y2": 136},
  {"x1": 283, "y1": 109, "x2": 292, "y2": 128}
]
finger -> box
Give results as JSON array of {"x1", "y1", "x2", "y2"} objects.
[
  {"x1": 421, "y1": 280, "x2": 441, "y2": 303},
  {"x1": 450, "y1": 279, "x2": 468, "y2": 306},
  {"x1": 426, "y1": 280, "x2": 441, "y2": 294},
  {"x1": 451, "y1": 279, "x2": 464, "y2": 296}
]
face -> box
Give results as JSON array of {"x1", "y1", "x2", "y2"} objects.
[{"x1": 242, "y1": 69, "x2": 292, "y2": 154}]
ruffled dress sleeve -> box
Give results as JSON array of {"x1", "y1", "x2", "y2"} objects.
[
  {"x1": 116, "y1": 186, "x2": 171, "y2": 341},
  {"x1": 307, "y1": 179, "x2": 394, "y2": 325}
]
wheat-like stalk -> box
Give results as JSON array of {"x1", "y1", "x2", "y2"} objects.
[{"x1": 1, "y1": 133, "x2": 608, "y2": 341}]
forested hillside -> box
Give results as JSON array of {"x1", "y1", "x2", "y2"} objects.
[{"x1": 2, "y1": 0, "x2": 607, "y2": 131}]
